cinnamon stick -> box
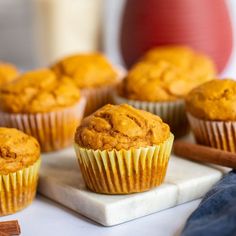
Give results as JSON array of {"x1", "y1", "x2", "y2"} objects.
[
  {"x1": 0, "y1": 220, "x2": 21, "y2": 235},
  {"x1": 0, "y1": 232, "x2": 9, "y2": 236},
  {"x1": 173, "y1": 141, "x2": 236, "y2": 168}
]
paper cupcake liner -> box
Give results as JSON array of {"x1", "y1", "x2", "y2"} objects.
[
  {"x1": 113, "y1": 93, "x2": 189, "y2": 137},
  {"x1": 74, "y1": 134, "x2": 174, "y2": 194},
  {"x1": 187, "y1": 113, "x2": 236, "y2": 153},
  {"x1": 0, "y1": 159, "x2": 41, "y2": 216},
  {"x1": 0, "y1": 98, "x2": 86, "y2": 152},
  {"x1": 81, "y1": 66, "x2": 126, "y2": 116},
  {"x1": 81, "y1": 85, "x2": 115, "y2": 116}
]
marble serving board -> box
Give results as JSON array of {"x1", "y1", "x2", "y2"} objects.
[{"x1": 38, "y1": 146, "x2": 229, "y2": 226}]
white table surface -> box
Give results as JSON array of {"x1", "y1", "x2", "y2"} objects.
[{"x1": 1, "y1": 194, "x2": 200, "y2": 236}]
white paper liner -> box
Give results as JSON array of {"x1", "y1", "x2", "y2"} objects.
[
  {"x1": 0, "y1": 159, "x2": 41, "y2": 216},
  {"x1": 0, "y1": 98, "x2": 86, "y2": 152},
  {"x1": 187, "y1": 113, "x2": 236, "y2": 152},
  {"x1": 113, "y1": 93, "x2": 188, "y2": 137},
  {"x1": 81, "y1": 66, "x2": 126, "y2": 116},
  {"x1": 81, "y1": 85, "x2": 114, "y2": 116},
  {"x1": 74, "y1": 134, "x2": 174, "y2": 194}
]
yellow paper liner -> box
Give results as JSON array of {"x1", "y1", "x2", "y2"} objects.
[
  {"x1": 187, "y1": 113, "x2": 236, "y2": 153},
  {"x1": 113, "y1": 93, "x2": 189, "y2": 137},
  {"x1": 0, "y1": 98, "x2": 86, "y2": 152},
  {"x1": 0, "y1": 159, "x2": 41, "y2": 216},
  {"x1": 74, "y1": 134, "x2": 174, "y2": 194}
]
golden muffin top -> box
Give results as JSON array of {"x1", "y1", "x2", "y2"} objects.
[
  {"x1": 0, "y1": 69, "x2": 80, "y2": 113},
  {"x1": 75, "y1": 104, "x2": 170, "y2": 150},
  {"x1": 51, "y1": 53, "x2": 118, "y2": 88},
  {"x1": 186, "y1": 79, "x2": 236, "y2": 121},
  {"x1": 0, "y1": 128, "x2": 40, "y2": 175},
  {"x1": 0, "y1": 62, "x2": 18, "y2": 86},
  {"x1": 121, "y1": 60, "x2": 199, "y2": 102},
  {"x1": 142, "y1": 46, "x2": 216, "y2": 82}
]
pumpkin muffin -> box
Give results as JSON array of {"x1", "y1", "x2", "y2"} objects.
[
  {"x1": 121, "y1": 60, "x2": 196, "y2": 101},
  {"x1": 141, "y1": 46, "x2": 216, "y2": 82},
  {"x1": 186, "y1": 79, "x2": 236, "y2": 152},
  {"x1": 0, "y1": 69, "x2": 86, "y2": 152},
  {"x1": 74, "y1": 104, "x2": 174, "y2": 194},
  {"x1": 186, "y1": 79, "x2": 236, "y2": 121},
  {"x1": 114, "y1": 60, "x2": 193, "y2": 136},
  {"x1": 0, "y1": 128, "x2": 41, "y2": 216},
  {"x1": 114, "y1": 46, "x2": 216, "y2": 137},
  {"x1": 0, "y1": 62, "x2": 18, "y2": 86},
  {"x1": 52, "y1": 52, "x2": 122, "y2": 115}
]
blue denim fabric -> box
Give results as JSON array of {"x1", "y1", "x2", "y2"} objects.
[{"x1": 181, "y1": 171, "x2": 236, "y2": 236}]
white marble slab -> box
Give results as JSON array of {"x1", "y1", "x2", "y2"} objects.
[
  {"x1": 38, "y1": 147, "x2": 225, "y2": 226},
  {"x1": 165, "y1": 156, "x2": 223, "y2": 204}
]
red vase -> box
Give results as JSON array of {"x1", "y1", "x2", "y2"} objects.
[{"x1": 120, "y1": 0, "x2": 233, "y2": 72}]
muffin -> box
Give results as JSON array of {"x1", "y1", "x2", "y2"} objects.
[
  {"x1": 0, "y1": 62, "x2": 18, "y2": 86},
  {"x1": 52, "y1": 52, "x2": 123, "y2": 115},
  {"x1": 0, "y1": 128, "x2": 41, "y2": 216},
  {"x1": 186, "y1": 79, "x2": 236, "y2": 152},
  {"x1": 0, "y1": 69, "x2": 86, "y2": 152},
  {"x1": 114, "y1": 61, "x2": 191, "y2": 136},
  {"x1": 114, "y1": 46, "x2": 216, "y2": 137},
  {"x1": 141, "y1": 46, "x2": 216, "y2": 82},
  {"x1": 74, "y1": 104, "x2": 174, "y2": 194}
]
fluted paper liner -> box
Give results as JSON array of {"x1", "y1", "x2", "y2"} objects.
[
  {"x1": 0, "y1": 159, "x2": 41, "y2": 216},
  {"x1": 113, "y1": 93, "x2": 189, "y2": 137},
  {"x1": 75, "y1": 134, "x2": 174, "y2": 194},
  {"x1": 0, "y1": 98, "x2": 86, "y2": 152},
  {"x1": 81, "y1": 85, "x2": 114, "y2": 116},
  {"x1": 187, "y1": 113, "x2": 236, "y2": 153},
  {"x1": 81, "y1": 67, "x2": 126, "y2": 116}
]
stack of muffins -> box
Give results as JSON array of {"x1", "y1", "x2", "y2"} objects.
[{"x1": 1, "y1": 45, "x2": 235, "y2": 215}]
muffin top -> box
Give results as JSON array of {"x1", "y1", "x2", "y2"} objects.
[
  {"x1": 0, "y1": 69, "x2": 80, "y2": 113},
  {"x1": 0, "y1": 62, "x2": 18, "y2": 86},
  {"x1": 120, "y1": 60, "x2": 198, "y2": 102},
  {"x1": 142, "y1": 46, "x2": 216, "y2": 82},
  {"x1": 0, "y1": 128, "x2": 40, "y2": 175},
  {"x1": 186, "y1": 79, "x2": 236, "y2": 121},
  {"x1": 51, "y1": 53, "x2": 118, "y2": 88},
  {"x1": 75, "y1": 104, "x2": 170, "y2": 150}
]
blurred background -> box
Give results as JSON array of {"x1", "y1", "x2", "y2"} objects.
[{"x1": 0, "y1": 0, "x2": 235, "y2": 76}]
